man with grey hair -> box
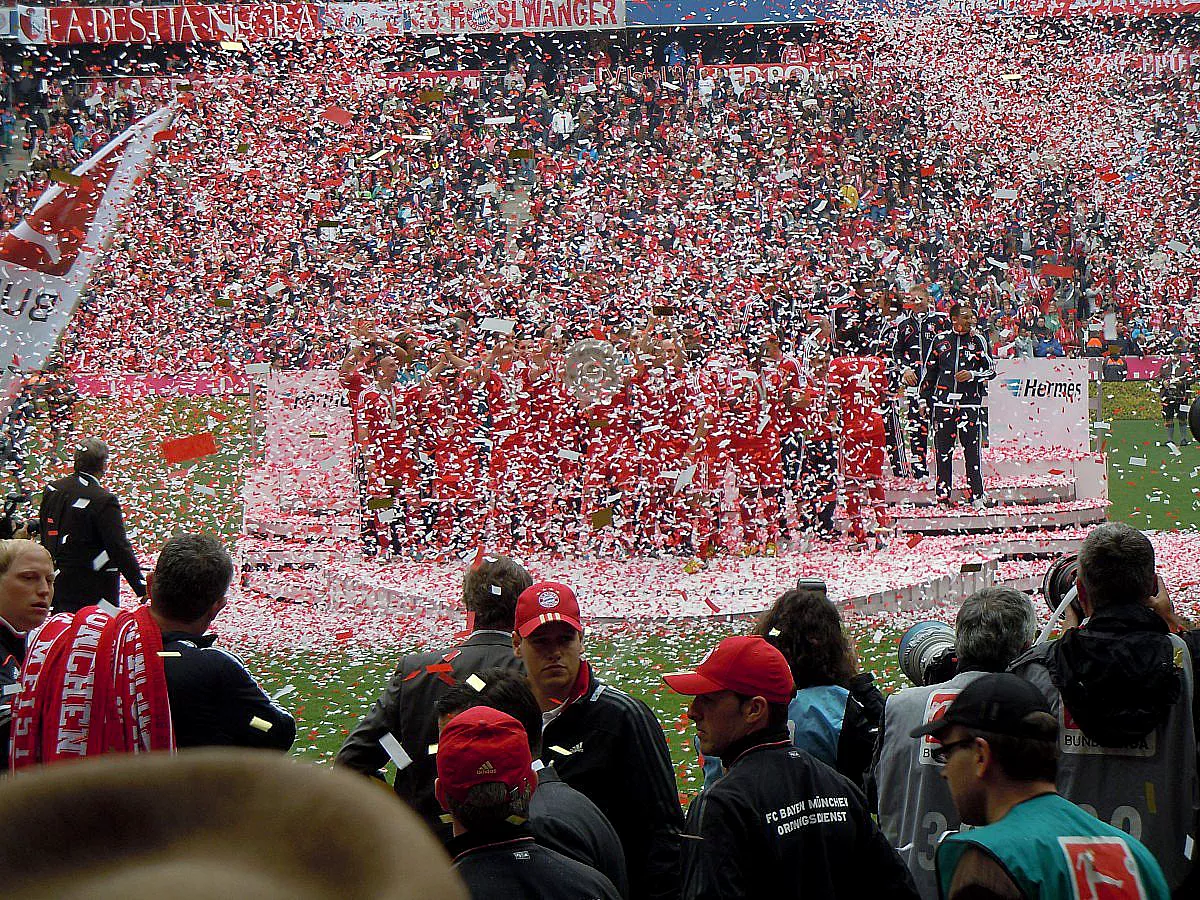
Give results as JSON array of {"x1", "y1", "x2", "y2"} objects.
[
  {"x1": 869, "y1": 586, "x2": 1037, "y2": 898},
  {"x1": 39, "y1": 437, "x2": 145, "y2": 613},
  {"x1": 1010, "y1": 522, "x2": 1200, "y2": 894}
]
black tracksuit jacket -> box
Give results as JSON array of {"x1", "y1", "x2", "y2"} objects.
[{"x1": 541, "y1": 665, "x2": 683, "y2": 900}]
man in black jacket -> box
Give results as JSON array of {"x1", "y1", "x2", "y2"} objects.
[
  {"x1": 919, "y1": 303, "x2": 996, "y2": 505},
  {"x1": 149, "y1": 534, "x2": 295, "y2": 751},
  {"x1": 435, "y1": 667, "x2": 629, "y2": 897},
  {"x1": 892, "y1": 286, "x2": 950, "y2": 479},
  {"x1": 39, "y1": 438, "x2": 145, "y2": 613},
  {"x1": 665, "y1": 635, "x2": 918, "y2": 900},
  {"x1": 337, "y1": 555, "x2": 532, "y2": 837},
  {"x1": 1009, "y1": 523, "x2": 1200, "y2": 894},
  {"x1": 438, "y1": 706, "x2": 621, "y2": 899},
  {"x1": 514, "y1": 581, "x2": 683, "y2": 900}
]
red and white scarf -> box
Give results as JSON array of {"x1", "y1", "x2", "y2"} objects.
[{"x1": 9, "y1": 605, "x2": 173, "y2": 770}]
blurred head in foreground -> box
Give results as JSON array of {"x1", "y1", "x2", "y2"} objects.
[{"x1": 0, "y1": 749, "x2": 467, "y2": 900}]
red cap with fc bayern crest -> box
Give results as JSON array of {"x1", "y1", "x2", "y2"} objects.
[{"x1": 514, "y1": 581, "x2": 583, "y2": 637}]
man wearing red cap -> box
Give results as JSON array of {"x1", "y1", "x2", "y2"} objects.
[
  {"x1": 437, "y1": 706, "x2": 621, "y2": 899},
  {"x1": 665, "y1": 635, "x2": 918, "y2": 900},
  {"x1": 513, "y1": 581, "x2": 683, "y2": 900}
]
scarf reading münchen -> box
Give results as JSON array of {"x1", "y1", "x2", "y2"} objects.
[{"x1": 9, "y1": 605, "x2": 174, "y2": 770}]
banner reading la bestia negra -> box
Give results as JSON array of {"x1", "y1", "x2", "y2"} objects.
[
  {"x1": 16, "y1": 1, "x2": 624, "y2": 44},
  {"x1": 0, "y1": 106, "x2": 175, "y2": 406}
]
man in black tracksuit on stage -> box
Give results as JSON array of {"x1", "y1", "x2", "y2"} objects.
[
  {"x1": 665, "y1": 635, "x2": 918, "y2": 900},
  {"x1": 893, "y1": 287, "x2": 950, "y2": 480},
  {"x1": 919, "y1": 303, "x2": 996, "y2": 506},
  {"x1": 513, "y1": 582, "x2": 683, "y2": 900}
]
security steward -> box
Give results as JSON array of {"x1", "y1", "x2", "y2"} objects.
[
  {"x1": 665, "y1": 635, "x2": 918, "y2": 900},
  {"x1": 919, "y1": 303, "x2": 995, "y2": 505},
  {"x1": 337, "y1": 555, "x2": 532, "y2": 838},
  {"x1": 893, "y1": 286, "x2": 950, "y2": 480},
  {"x1": 514, "y1": 582, "x2": 683, "y2": 900}
]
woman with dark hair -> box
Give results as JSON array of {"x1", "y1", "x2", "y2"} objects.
[{"x1": 698, "y1": 587, "x2": 884, "y2": 790}]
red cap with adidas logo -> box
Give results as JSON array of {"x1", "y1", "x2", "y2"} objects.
[{"x1": 435, "y1": 707, "x2": 536, "y2": 807}]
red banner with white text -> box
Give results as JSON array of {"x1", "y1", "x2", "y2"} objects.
[{"x1": 17, "y1": 3, "x2": 322, "y2": 45}]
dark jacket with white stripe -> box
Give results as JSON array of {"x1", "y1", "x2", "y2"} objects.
[
  {"x1": 541, "y1": 666, "x2": 683, "y2": 900},
  {"x1": 160, "y1": 631, "x2": 295, "y2": 751},
  {"x1": 919, "y1": 330, "x2": 996, "y2": 409}
]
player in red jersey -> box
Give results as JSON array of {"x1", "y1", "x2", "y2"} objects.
[
  {"x1": 827, "y1": 350, "x2": 893, "y2": 547},
  {"x1": 797, "y1": 350, "x2": 839, "y2": 540},
  {"x1": 764, "y1": 336, "x2": 807, "y2": 547},
  {"x1": 359, "y1": 354, "x2": 425, "y2": 556},
  {"x1": 628, "y1": 326, "x2": 694, "y2": 552}
]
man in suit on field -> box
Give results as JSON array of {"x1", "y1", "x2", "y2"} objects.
[{"x1": 39, "y1": 438, "x2": 145, "y2": 613}]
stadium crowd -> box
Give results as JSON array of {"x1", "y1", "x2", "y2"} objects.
[
  {"x1": 13, "y1": 17, "x2": 1193, "y2": 381},
  {"x1": 2, "y1": 517, "x2": 1198, "y2": 899}
]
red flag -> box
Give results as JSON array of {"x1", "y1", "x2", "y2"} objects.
[
  {"x1": 1040, "y1": 263, "x2": 1076, "y2": 279},
  {"x1": 161, "y1": 433, "x2": 217, "y2": 465},
  {"x1": 320, "y1": 106, "x2": 353, "y2": 127}
]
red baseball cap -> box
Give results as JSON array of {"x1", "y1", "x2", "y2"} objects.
[
  {"x1": 435, "y1": 707, "x2": 535, "y2": 808},
  {"x1": 514, "y1": 581, "x2": 583, "y2": 637},
  {"x1": 663, "y1": 636, "x2": 795, "y2": 705}
]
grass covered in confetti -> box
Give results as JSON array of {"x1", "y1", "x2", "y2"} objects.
[
  {"x1": 23, "y1": 396, "x2": 251, "y2": 552},
  {"x1": 245, "y1": 619, "x2": 910, "y2": 799},
  {"x1": 1103, "y1": 419, "x2": 1200, "y2": 532}
]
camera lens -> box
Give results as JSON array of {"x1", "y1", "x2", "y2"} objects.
[
  {"x1": 899, "y1": 621, "x2": 957, "y2": 686},
  {"x1": 1042, "y1": 553, "x2": 1080, "y2": 616}
]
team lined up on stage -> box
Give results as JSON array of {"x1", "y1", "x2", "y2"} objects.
[{"x1": 340, "y1": 282, "x2": 996, "y2": 557}]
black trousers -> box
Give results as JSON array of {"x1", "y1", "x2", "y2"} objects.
[
  {"x1": 781, "y1": 432, "x2": 804, "y2": 488},
  {"x1": 907, "y1": 395, "x2": 932, "y2": 479},
  {"x1": 882, "y1": 400, "x2": 908, "y2": 478},
  {"x1": 932, "y1": 405, "x2": 985, "y2": 502},
  {"x1": 799, "y1": 437, "x2": 837, "y2": 536}
]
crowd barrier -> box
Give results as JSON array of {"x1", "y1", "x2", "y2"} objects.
[{"x1": 73, "y1": 373, "x2": 249, "y2": 396}]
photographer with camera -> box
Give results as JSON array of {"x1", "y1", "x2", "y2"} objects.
[
  {"x1": 869, "y1": 587, "x2": 1037, "y2": 899},
  {"x1": 0, "y1": 489, "x2": 32, "y2": 540},
  {"x1": 1009, "y1": 523, "x2": 1200, "y2": 895}
]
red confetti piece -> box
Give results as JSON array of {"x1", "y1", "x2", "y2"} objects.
[{"x1": 160, "y1": 432, "x2": 217, "y2": 465}]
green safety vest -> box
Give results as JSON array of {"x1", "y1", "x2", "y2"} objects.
[{"x1": 936, "y1": 793, "x2": 1170, "y2": 900}]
